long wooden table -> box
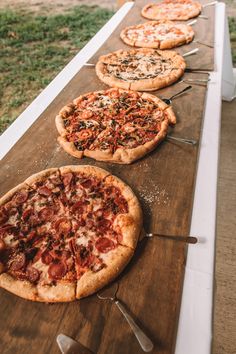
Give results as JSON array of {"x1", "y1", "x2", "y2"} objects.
[{"x1": 0, "y1": 2, "x2": 229, "y2": 354}]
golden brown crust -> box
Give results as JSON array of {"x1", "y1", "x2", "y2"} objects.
[
  {"x1": 24, "y1": 168, "x2": 59, "y2": 187},
  {"x1": 55, "y1": 114, "x2": 67, "y2": 136},
  {"x1": 104, "y1": 175, "x2": 143, "y2": 249},
  {"x1": 59, "y1": 165, "x2": 111, "y2": 180},
  {"x1": 76, "y1": 246, "x2": 133, "y2": 299},
  {"x1": 37, "y1": 282, "x2": 76, "y2": 302},
  {"x1": 0, "y1": 273, "x2": 76, "y2": 302},
  {"x1": 57, "y1": 136, "x2": 84, "y2": 159},
  {"x1": 0, "y1": 273, "x2": 39, "y2": 301},
  {"x1": 95, "y1": 61, "x2": 131, "y2": 90}
]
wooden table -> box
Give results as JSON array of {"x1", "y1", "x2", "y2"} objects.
[{"x1": 0, "y1": 2, "x2": 233, "y2": 354}]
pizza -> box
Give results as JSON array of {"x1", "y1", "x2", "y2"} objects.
[
  {"x1": 95, "y1": 48, "x2": 186, "y2": 91},
  {"x1": 120, "y1": 20, "x2": 194, "y2": 49},
  {"x1": 0, "y1": 166, "x2": 142, "y2": 302},
  {"x1": 55, "y1": 88, "x2": 176, "y2": 164},
  {"x1": 142, "y1": 0, "x2": 202, "y2": 21}
]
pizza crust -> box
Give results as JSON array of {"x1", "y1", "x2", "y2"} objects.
[
  {"x1": 24, "y1": 168, "x2": 59, "y2": 187},
  {"x1": 104, "y1": 174, "x2": 143, "y2": 249},
  {"x1": 37, "y1": 282, "x2": 76, "y2": 302},
  {"x1": 59, "y1": 165, "x2": 111, "y2": 181},
  {"x1": 0, "y1": 273, "x2": 39, "y2": 301},
  {"x1": 76, "y1": 245, "x2": 133, "y2": 299},
  {"x1": 57, "y1": 136, "x2": 84, "y2": 159}
]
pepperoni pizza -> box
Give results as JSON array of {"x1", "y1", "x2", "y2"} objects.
[{"x1": 0, "y1": 166, "x2": 142, "y2": 302}]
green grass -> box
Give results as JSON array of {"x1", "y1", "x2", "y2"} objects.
[
  {"x1": 229, "y1": 17, "x2": 236, "y2": 66},
  {"x1": 0, "y1": 7, "x2": 235, "y2": 134},
  {"x1": 0, "y1": 6, "x2": 114, "y2": 133}
]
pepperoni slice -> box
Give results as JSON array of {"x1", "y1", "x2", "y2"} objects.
[
  {"x1": 26, "y1": 266, "x2": 40, "y2": 283},
  {"x1": 54, "y1": 218, "x2": 72, "y2": 234},
  {"x1": 33, "y1": 249, "x2": 42, "y2": 263},
  {"x1": 22, "y1": 208, "x2": 33, "y2": 221},
  {"x1": 115, "y1": 197, "x2": 128, "y2": 213},
  {"x1": 77, "y1": 253, "x2": 95, "y2": 268},
  {"x1": 10, "y1": 253, "x2": 26, "y2": 271},
  {"x1": 95, "y1": 237, "x2": 116, "y2": 253},
  {"x1": 27, "y1": 230, "x2": 37, "y2": 241},
  {"x1": 38, "y1": 186, "x2": 52, "y2": 197},
  {"x1": 38, "y1": 207, "x2": 54, "y2": 221},
  {"x1": 69, "y1": 239, "x2": 77, "y2": 255},
  {"x1": 80, "y1": 179, "x2": 92, "y2": 189},
  {"x1": 0, "y1": 209, "x2": 8, "y2": 224},
  {"x1": 0, "y1": 224, "x2": 15, "y2": 235},
  {"x1": 0, "y1": 239, "x2": 6, "y2": 252},
  {"x1": 62, "y1": 250, "x2": 71, "y2": 260},
  {"x1": 8, "y1": 207, "x2": 18, "y2": 216},
  {"x1": 62, "y1": 173, "x2": 73, "y2": 186},
  {"x1": 41, "y1": 251, "x2": 53, "y2": 265},
  {"x1": 98, "y1": 219, "x2": 111, "y2": 231},
  {"x1": 48, "y1": 261, "x2": 67, "y2": 280},
  {"x1": 71, "y1": 201, "x2": 84, "y2": 214},
  {"x1": 14, "y1": 190, "x2": 28, "y2": 205}
]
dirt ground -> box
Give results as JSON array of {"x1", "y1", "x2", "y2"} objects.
[
  {"x1": 0, "y1": 0, "x2": 235, "y2": 16},
  {"x1": 0, "y1": 0, "x2": 118, "y2": 13}
]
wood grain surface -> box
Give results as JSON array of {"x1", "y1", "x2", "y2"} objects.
[{"x1": 0, "y1": 1, "x2": 213, "y2": 353}]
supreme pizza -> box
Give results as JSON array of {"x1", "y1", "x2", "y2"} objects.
[
  {"x1": 0, "y1": 166, "x2": 142, "y2": 302},
  {"x1": 142, "y1": 0, "x2": 202, "y2": 21},
  {"x1": 120, "y1": 20, "x2": 194, "y2": 49},
  {"x1": 55, "y1": 88, "x2": 176, "y2": 164},
  {"x1": 95, "y1": 49, "x2": 186, "y2": 91}
]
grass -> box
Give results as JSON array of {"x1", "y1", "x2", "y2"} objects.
[
  {"x1": 0, "y1": 6, "x2": 235, "y2": 134},
  {"x1": 229, "y1": 17, "x2": 236, "y2": 66},
  {"x1": 0, "y1": 6, "x2": 114, "y2": 133}
]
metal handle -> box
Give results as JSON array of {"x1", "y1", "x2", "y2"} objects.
[
  {"x1": 84, "y1": 63, "x2": 95, "y2": 67},
  {"x1": 167, "y1": 135, "x2": 197, "y2": 145},
  {"x1": 115, "y1": 300, "x2": 154, "y2": 352},
  {"x1": 187, "y1": 19, "x2": 197, "y2": 26},
  {"x1": 168, "y1": 85, "x2": 192, "y2": 101},
  {"x1": 198, "y1": 15, "x2": 209, "y2": 19},
  {"x1": 182, "y1": 78, "x2": 209, "y2": 83},
  {"x1": 203, "y1": 1, "x2": 218, "y2": 8},
  {"x1": 194, "y1": 40, "x2": 214, "y2": 48},
  {"x1": 148, "y1": 234, "x2": 198, "y2": 244},
  {"x1": 183, "y1": 48, "x2": 199, "y2": 57}
]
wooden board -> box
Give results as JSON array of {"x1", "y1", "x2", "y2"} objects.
[{"x1": 0, "y1": 1, "x2": 212, "y2": 354}]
